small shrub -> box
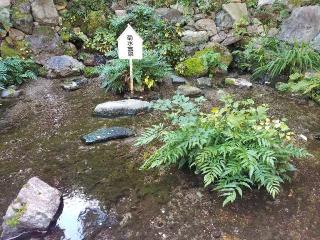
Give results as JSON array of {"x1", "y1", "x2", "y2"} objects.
[
  {"x1": 98, "y1": 51, "x2": 171, "y2": 93},
  {"x1": 277, "y1": 72, "x2": 320, "y2": 103},
  {"x1": 234, "y1": 37, "x2": 320, "y2": 80},
  {"x1": 136, "y1": 94, "x2": 309, "y2": 206},
  {"x1": 0, "y1": 57, "x2": 37, "y2": 89}
]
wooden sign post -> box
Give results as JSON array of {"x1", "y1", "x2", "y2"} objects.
[{"x1": 118, "y1": 24, "x2": 143, "y2": 95}]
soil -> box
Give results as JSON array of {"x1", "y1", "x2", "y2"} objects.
[{"x1": 0, "y1": 77, "x2": 319, "y2": 240}]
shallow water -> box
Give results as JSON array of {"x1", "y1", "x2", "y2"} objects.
[{"x1": 0, "y1": 78, "x2": 320, "y2": 239}]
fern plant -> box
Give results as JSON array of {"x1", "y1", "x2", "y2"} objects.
[
  {"x1": 136, "y1": 94, "x2": 310, "y2": 206},
  {"x1": 98, "y1": 51, "x2": 171, "y2": 93},
  {"x1": 0, "y1": 57, "x2": 37, "y2": 89}
]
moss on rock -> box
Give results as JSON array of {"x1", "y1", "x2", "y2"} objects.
[
  {"x1": 0, "y1": 37, "x2": 30, "y2": 58},
  {"x1": 176, "y1": 43, "x2": 232, "y2": 78}
]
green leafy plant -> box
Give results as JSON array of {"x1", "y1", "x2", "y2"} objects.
[
  {"x1": 83, "y1": 28, "x2": 116, "y2": 53},
  {"x1": 0, "y1": 57, "x2": 37, "y2": 89},
  {"x1": 98, "y1": 51, "x2": 171, "y2": 93},
  {"x1": 277, "y1": 72, "x2": 320, "y2": 103},
  {"x1": 110, "y1": 5, "x2": 184, "y2": 65},
  {"x1": 234, "y1": 37, "x2": 320, "y2": 80},
  {"x1": 136, "y1": 94, "x2": 309, "y2": 206}
]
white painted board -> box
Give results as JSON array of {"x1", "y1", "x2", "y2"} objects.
[{"x1": 118, "y1": 24, "x2": 143, "y2": 60}]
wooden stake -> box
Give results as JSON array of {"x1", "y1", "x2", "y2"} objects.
[{"x1": 129, "y1": 58, "x2": 134, "y2": 95}]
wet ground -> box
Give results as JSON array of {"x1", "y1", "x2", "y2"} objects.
[{"x1": 0, "y1": 77, "x2": 319, "y2": 240}]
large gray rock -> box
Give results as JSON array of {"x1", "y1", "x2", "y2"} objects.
[
  {"x1": 0, "y1": 0, "x2": 11, "y2": 8},
  {"x1": 81, "y1": 127, "x2": 134, "y2": 144},
  {"x1": 45, "y1": 55, "x2": 84, "y2": 78},
  {"x1": 25, "y1": 25, "x2": 64, "y2": 61},
  {"x1": 222, "y1": 3, "x2": 248, "y2": 22},
  {"x1": 1, "y1": 177, "x2": 62, "y2": 240},
  {"x1": 94, "y1": 99, "x2": 151, "y2": 118},
  {"x1": 278, "y1": 6, "x2": 320, "y2": 44},
  {"x1": 194, "y1": 19, "x2": 217, "y2": 35},
  {"x1": 0, "y1": 8, "x2": 11, "y2": 38},
  {"x1": 177, "y1": 85, "x2": 202, "y2": 97},
  {"x1": 215, "y1": 10, "x2": 234, "y2": 29},
  {"x1": 155, "y1": 8, "x2": 183, "y2": 24},
  {"x1": 311, "y1": 33, "x2": 320, "y2": 52},
  {"x1": 258, "y1": 0, "x2": 287, "y2": 7},
  {"x1": 31, "y1": 0, "x2": 59, "y2": 25},
  {"x1": 181, "y1": 30, "x2": 209, "y2": 45},
  {"x1": 11, "y1": 0, "x2": 34, "y2": 34}
]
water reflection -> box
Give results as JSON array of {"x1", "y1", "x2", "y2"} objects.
[{"x1": 56, "y1": 191, "x2": 116, "y2": 240}]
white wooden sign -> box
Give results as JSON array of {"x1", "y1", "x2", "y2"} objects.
[
  {"x1": 118, "y1": 24, "x2": 143, "y2": 60},
  {"x1": 117, "y1": 24, "x2": 143, "y2": 94}
]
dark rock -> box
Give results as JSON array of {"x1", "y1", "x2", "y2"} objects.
[
  {"x1": 177, "y1": 85, "x2": 202, "y2": 97},
  {"x1": 278, "y1": 6, "x2": 320, "y2": 45},
  {"x1": 61, "y1": 77, "x2": 88, "y2": 91},
  {"x1": 81, "y1": 53, "x2": 107, "y2": 66},
  {"x1": 44, "y1": 55, "x2": 84, "y2": 78},
  {"x1": 81, "y1": 127, "x2": 134, "y2": 144},
  {"x1": 1, "y1": 177, "x2": 62, "y2": 240},
  {"x1": 94, "y1": 99, "x2": 151, "y2": 118}
]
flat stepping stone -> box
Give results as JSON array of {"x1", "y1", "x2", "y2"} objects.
[
  {"x1": 81, "y1": 127, "x2": 134, "y2": 144},
  {"x1": 177, "y1": 85, "x2": 202, "y2": 97},
  {"x1": 94, "y1": 99, "x2": 151, "y2": 118}
]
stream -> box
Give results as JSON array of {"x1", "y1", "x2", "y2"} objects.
[{"x1": 0, "y1": 77, "x2": 319, "y2": 240}]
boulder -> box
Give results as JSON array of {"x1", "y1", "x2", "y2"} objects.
[
  {"x1": 8, "y1": 28, "x2": 25, "y2": 41},
  {"x1": 31, "y1": 0, "x2": 59, "y2": 25},
  {"x1": 1, "y1": 177, "x2": 62, "y2": 240},
  {"x1": 155, "y1": 8, "x2": 183, "y2": 24},
  {"x1": 258, "y1": 0, "x2": 287, "y2": 7},
  {"x1": 81, "y1": 127, "x2": 134, "y2": 144},
  {"x1": 176, "y1": 43, "x2": 232, "y2": 78},
  {"x1": 61, "y1": 77, "x2": 88, "y2": 91},
  {"x1": 177, "y1": 85, "x2": 202, "y2": 97},
  {"x1": 196, "y1": 77, "x2": 212, "y2": 88},
  {"x1": 25, "y1": 25, "x2": 64, "y2": 61},
  {"x1": 0, "y1": 0, "x2": 11, "y2": 8},
  {"x1": 278, "y1": 6, "x2": 320, "y2": 45},
  {"x1": 181, "y1": 30, "x2": 209, "y2": 45},
  {"x1": 221, "y1": 31, "x2": 241, "y2": 46},
  {"x1": 225, "y1": 77, "x2": 252, "y2": 88},
  {"x1": 222, "y1": 3, "x2": 248, "y2": 22},
  {"x1": 311, "y1": 33, "x2": 320, "y2": 52},
  {"x1": 94, "y1": 99, "x2": 151, "y2": 118},
  {"x1": 194, "y1": 19, "x2": 217, "y2": 35},
  {"x1": 11, "y1": 0, "x2": 34, "y2": 34},
  {"x1": 215, "y1": 10, "x2": 234, "y2": 29},
  {"x1": 44, "y1": 55, "x2": 84, "y2": 78}
]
